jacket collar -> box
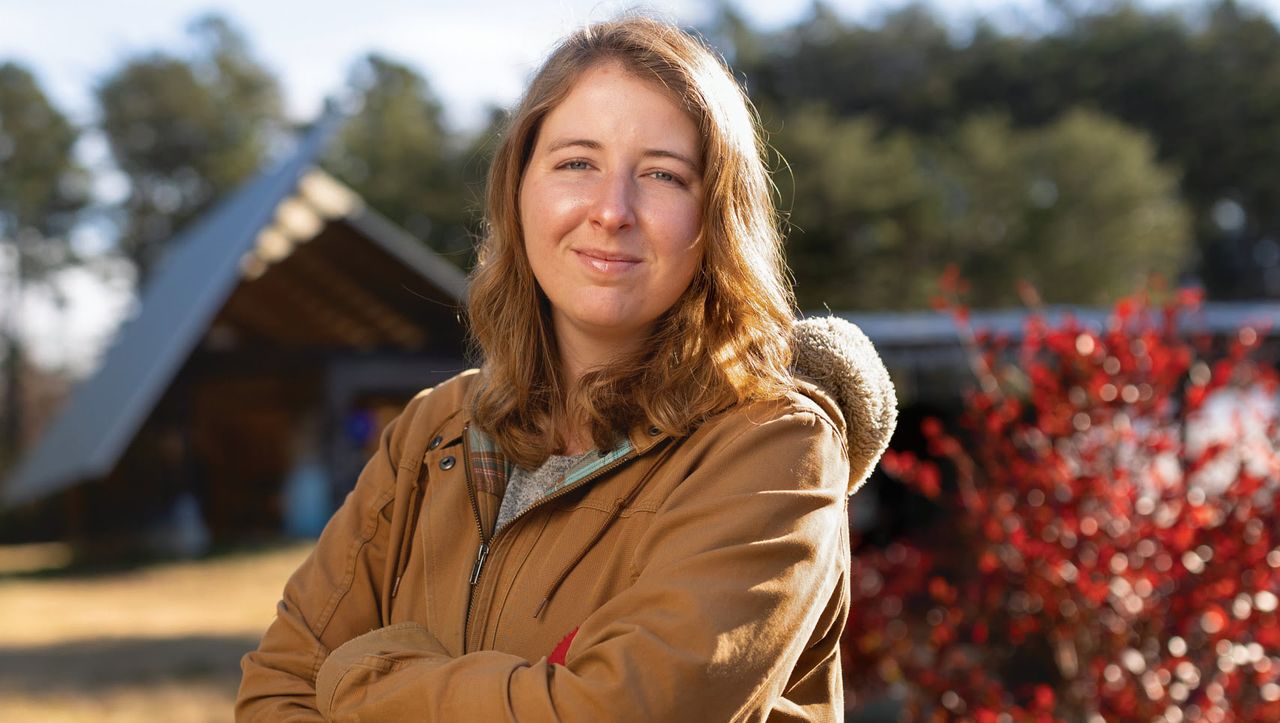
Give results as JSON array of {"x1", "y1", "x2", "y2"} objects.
[{"x1": 466, "y1": 422, "x2": 666, "y2": 500}]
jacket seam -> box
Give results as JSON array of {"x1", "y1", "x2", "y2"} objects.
[
  {"x1": 714, "y1": 404, "x2": 838, "y2": 462},
  {"x1": 561, "y1": 500, "x2": 660, "y2": 515},
  {"x1": 322, "y1": 664, "x2": 350, "y2": 716}
]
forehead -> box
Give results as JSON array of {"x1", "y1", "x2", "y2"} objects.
[{"x1": 536, "y1": 62, "x2": 701, "y2": 153}]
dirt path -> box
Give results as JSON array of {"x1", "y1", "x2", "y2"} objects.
[{"x1": 0, "y1": 542, "x2": 311, "y2": 722}]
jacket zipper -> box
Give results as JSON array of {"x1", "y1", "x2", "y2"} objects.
[
  {"x1": 461, "y1": 424, "x2": 489, "y2": 652},
  {"x1": 532, "y1": 440, "x2": 675, "y2": 619},
  {"x1": 461, "y1": 429, "x2": 640, "y2": 651}
]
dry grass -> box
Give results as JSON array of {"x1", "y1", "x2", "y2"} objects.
[{"x1": 0, "y1": 542, "x2": 312, "y2": 722}]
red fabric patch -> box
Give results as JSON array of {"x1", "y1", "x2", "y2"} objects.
[{"x1": 548, "y1": 627, "x2": 578, "y2": 666}]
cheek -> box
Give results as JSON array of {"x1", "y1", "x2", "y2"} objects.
[
  {"x1": 518, "y1": 181, "x2": 541, "y2": 244},
  {"x1": 657, "y1": 230, "x2": 704, "y2": 308},
  {"x1": 665, "y1": 202, "x2": 704, "y2": 272},
  {"x1": 520, "y1": 177, "x2": 588, "y2": 244}
]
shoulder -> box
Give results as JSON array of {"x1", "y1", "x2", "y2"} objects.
[
  {"x1": 383, "y1": 369, "x2": 481, "y2": 463},
  {"x1": 403, "y1": 368, "x2": 481, "y2": 418},
  {"x1": 699, "y1": 385, "x2": 845, "y2": 453},
  {"x1": 636, "y1": 388, "x2": 852, "y2": 521},
  {"x1": 671, "y1": 386, "x2": 850, "y2": 492}
]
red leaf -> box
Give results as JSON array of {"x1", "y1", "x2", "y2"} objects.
[
  {"x1": 939, "y1": 263, "x2": 961, "y2": 293},
  {"x1": 1033, "y1": 684, "x2": 1055, "y2": 711},
  {"x1": 979, "y1": 550, "x2": 999, "y2": 573},
  {"x1": 1177, "y1": 287, "x2": 1204, "y2": 309},
  {"x1": 915, "y1": 462, "x2": 942, "y2": 498},
  {"x1": 921, "y1": 418, "x2": 944, "y2": 439},
  {"x1": 928, "y1": 576, "x2": 954, "y2": 603},
  {"x1": 973, "y1": 620, "x2": 989, "y2": 644}
]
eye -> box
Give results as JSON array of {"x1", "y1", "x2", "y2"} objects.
[
  {"x1": 557, "y1": 159, "x2": 591, "y2": 171},
  {"x1": 648, "y1": 170, "x2": 684, "y2": 185}
]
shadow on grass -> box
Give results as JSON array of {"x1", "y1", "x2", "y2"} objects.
[
  {"x1": 0, "y1": 634, "x2": 260, "y2": 693},
  {"x1": 0, "y1": 536, "x2": 313, "y2": 583}
]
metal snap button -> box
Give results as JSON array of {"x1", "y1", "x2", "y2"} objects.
[
  {"x1": 428, "y1": 435, "x2": 443, "y2": 450},
  {"x1": 439, "y1": 455, "x2": 456, "y2": 470}
]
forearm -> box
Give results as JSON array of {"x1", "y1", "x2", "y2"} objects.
[
  {"x1": 237, "y1": 599, "x2": 331, "y2": 722},
  {"x1": 237, "y1": 402, "x2": 416, "y2": 721},
  {"x1": 315, "y1": 410, "x2": 850, "y2": 723}
]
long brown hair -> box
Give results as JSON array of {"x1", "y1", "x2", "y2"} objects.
[{"x1": 466, "y1": 16, "x2": 795, "y2": 469}]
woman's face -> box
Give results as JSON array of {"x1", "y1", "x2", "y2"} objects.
[{"x1": 519, "y1": 61, "x2": 704, "y2": 358}]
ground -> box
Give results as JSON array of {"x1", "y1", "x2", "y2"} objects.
[{"x1": 0, "y1": 542, "x2": 311, "y2": 722}]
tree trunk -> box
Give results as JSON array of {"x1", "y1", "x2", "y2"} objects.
[{"x1": 2, "y1": 249, "x2": 23, "y2": 462}]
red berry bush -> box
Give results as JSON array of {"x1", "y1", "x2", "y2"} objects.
[{"x1": 844, "y1": 286, "x2": 1280, "y2": 722}]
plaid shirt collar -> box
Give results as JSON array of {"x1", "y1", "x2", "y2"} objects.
[{"x1": 465, "y1": 424, "x2": 636, "y2": 498}]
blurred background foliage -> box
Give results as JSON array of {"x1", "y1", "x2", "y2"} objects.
[
  {"x1": 0, "y1": 62, "x2": 90, "y2": 467},
  {"x1": 772, "y1": 105, "x2": 1190, "y2": 309},
  {"x1": 4, "y1": 0, "x2": 1280, "y2": 453},
  {"x1": 322, "y1": 53, "x2": 484, "y2": 266},
  {"x1": 728, "y1": 0, "x2": 1280, "y2": 305},
  {"x1": 94, "y1": 15, "x2": 288, "y2": 286}
]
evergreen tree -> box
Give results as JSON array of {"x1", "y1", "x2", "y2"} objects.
[
  {"x1": 324, "y1": 55, "x2": 475, "y2": 266},
  {"x1": 772, "y1": 107, "x2": 1190, "y2": 310},
  {"x1": 96, "y1": 13, "x2": 285, "y2": 284},
  {"x1": 0, "y1": 62, "x2": 89, "y2": 460}
]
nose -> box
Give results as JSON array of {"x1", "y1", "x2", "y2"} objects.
[{"x1": 589, "y1": 172, "x2": 636, "y2": 233}]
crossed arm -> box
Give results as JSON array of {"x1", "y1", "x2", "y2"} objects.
[{"x1": 237, "y1": 408, "x2": 851, "y2": 722}]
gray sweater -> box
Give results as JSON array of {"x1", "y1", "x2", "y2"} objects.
[{"x1": 494, "y1": 450, "x2": 595, "y2": 533}]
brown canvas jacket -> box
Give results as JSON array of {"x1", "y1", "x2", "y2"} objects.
[{"x1": 237, "y1": 318, "x2": 897, "y2": 722}]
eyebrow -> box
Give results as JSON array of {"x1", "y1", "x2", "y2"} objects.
[{"x1": 545, "y1": 138, "x2": 701, "y2": 172}]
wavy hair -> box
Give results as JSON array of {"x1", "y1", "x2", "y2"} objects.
[{"x1": 466, "y1": 16, "x2": 795, "y2": 469}]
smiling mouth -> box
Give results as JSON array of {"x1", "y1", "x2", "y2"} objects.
[{"x1": 574, "y1": 249, "x2": 642, "y2": 274}]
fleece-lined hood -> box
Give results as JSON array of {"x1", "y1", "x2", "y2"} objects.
[{"x1": 791, "y1": 316, "x2": 898, "y2": 496}]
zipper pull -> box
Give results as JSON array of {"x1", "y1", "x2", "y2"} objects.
[{"x1": 469, "y1": 542, "x2": 490, "y2": 585}]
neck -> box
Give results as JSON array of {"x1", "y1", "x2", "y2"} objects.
[
  {"x1": 553, "y1": 322, "x2": 646, "y2": 390},
  {"x1": 554, "y1": 350, "x2": 596, "y2": 456},
  {"x1": 552, "y1": 321, "x2": 647, "y2": 455},
  {"x1": 553, "y1": 399, "x2": 593, "y2": 456}
]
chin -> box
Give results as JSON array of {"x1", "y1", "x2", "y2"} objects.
[
  {"x1": 580, "y1": 317, "x2": 645, "y2": 338},
  {"x1": 565, "y1": 311, "x2": 649, "y2": 340}
]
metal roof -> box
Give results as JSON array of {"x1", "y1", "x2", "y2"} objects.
[
  {"x1": 840, "y1": 303, "x2": 1280, "y2": 349},
  {"x1": 2, "y1": 107, "x2": 467, "y2": 508}
]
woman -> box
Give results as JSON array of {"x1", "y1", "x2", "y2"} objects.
[{"x1": 237, "y1": 16, "x2": 896, "y2": 722}]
